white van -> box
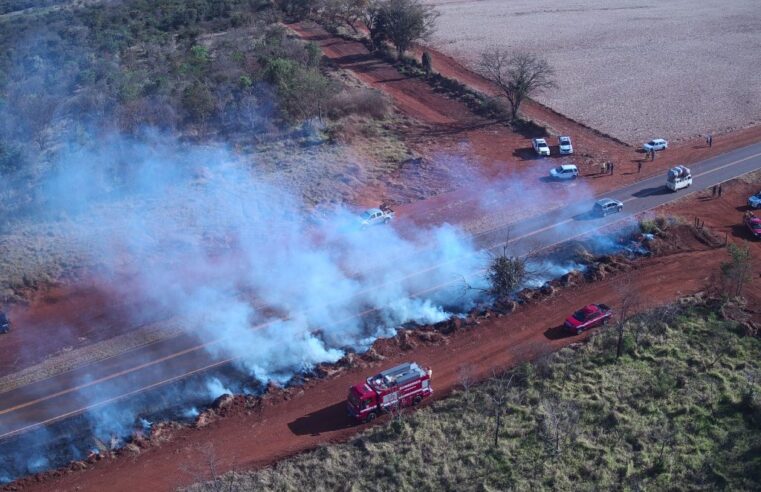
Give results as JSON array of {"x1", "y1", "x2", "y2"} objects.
[{"x1": 666, "y1": 165, "x2": 692, "y2": 191}]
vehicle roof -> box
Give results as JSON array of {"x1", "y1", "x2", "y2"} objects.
[
  {"x1": 559, "y1": 136, "x2": 571, "y2": 141},
  {"x1": 648, "y1": 138, "x2": 666, "y2": 143},
  {"x1": 364, "y1": 208, "x2": 382, "y2": 215},
  {"x1": 582, "y1": 304, "x2": 599, "y2": 313},
  {"x1": 534, "y1": 138, "x2": 547, "y2": 143},
  {"x1": 558, "y1": 164, "x2": 578, "y2": 170},
  {"x1": 595, "y1": 198, "x2": 619, "y2": 206}
]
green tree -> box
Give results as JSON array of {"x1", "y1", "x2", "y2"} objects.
[{"x1": 368, "y1": 0, "x2": 439, "y2": 58}]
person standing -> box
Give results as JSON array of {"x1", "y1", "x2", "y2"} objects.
[
  {"x1": 708, "y1": 133, "x2": 713, "y2": 148},
  {"x1": 610, "y1": 162, "x2": 615, "y2": 175},
  {"x1": 712, "y1": 184, "x2": 717, "y2": 197},
  {"x1": 718, "y1": 183, "x2": 723, "y2": 197},
  {"x1": 638, "y1": 160, "x2": 642, "y2": 173},
  {"x1": 651, "y1": 149, "x2": 656, "y2": 161},
  {"x1": 600, "y1": 161, "x2": 606, "y2": 175}
]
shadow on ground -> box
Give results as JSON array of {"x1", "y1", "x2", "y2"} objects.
[{"x1": 288, "y1": 401, "x2": 354, "y2": 436}]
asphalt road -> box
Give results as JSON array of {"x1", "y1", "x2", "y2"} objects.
[{"x1": 1, "y1": 141, "x2": 760, "y2": 444}]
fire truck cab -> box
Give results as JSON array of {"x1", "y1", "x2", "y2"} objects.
[{"x1": 347, "y1": 361, "x2": 432, "y2": 423}]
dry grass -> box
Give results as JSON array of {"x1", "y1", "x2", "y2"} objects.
[
  {"x1": 189, "y1": 303, "x2": 761, "y2": 491},
  {"x1": 423, "y1": 0, "x2": 761, "y2": 144}
]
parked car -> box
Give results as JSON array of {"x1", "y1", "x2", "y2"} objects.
[
  {"x1": 532, "y1": 138, "x2": 550, "y2": 157},
  {"x1": 564, "y1": 304, "x2": 612, "y2": 334},
  {"x1": 744, "y1": 211, "x2": 761, "y2": 239},
  {"x1": 549, "y1": 164, "x2": 579, "y2": 180},
  {"x1": 593, "y1": 198, "x2": 624, "y2": 216},
  {"x1": 360, "y1": 205, "x2": 394, "y2": 226},
  {"x1": 643, "y1": 138, "x2": 668, "y2": 152},
  {"x1": 748, "y1": 191, "x2": 761, "y2": 209},
  {"x1": 558, "y1": 136, "x2": 573, "y2": 155},
  {"x1": 0, "y1": 311, "x2": 10, "y2": 334}
]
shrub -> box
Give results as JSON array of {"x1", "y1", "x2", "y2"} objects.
[{"x1": 326, "y1": 88, "x2": 389, "y2": 120}]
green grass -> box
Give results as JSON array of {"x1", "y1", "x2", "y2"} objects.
[{"x1": 189, "y1": 303, "x2": 761, "y2": 491}]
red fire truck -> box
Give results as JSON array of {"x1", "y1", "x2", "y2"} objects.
[{"x1": 347, "y1": 362, "x2": 433, "y2": 423}]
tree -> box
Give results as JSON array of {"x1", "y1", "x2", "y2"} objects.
[
  {"x1": 316, "y1": 0, "x2": 369, "y2": 33},
  {"x1": 477, "y1": 49, "x2": 557, "y2": 121},
  {"x1": 721, "y1": 243, "x2": 753, "y2": 298},
  {"x1": 538, "y1": 396, "x2": 578, "y2": 455},
  {"x1": 486, "y1": 245, "x2": 528, "y2": 299},
  {"x1": 483, "y1": 372, "x2": 515, "y2": 447},
  {"x1": 615, "y1": 277, "x2": 641, "y2": 360},
  {"x1": 368, "y1": 0, "x2": 439, "y2": 58}
]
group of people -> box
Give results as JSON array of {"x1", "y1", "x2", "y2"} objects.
[{"x1": 600, "y1": 161, "x2": 615, "y2": 175}]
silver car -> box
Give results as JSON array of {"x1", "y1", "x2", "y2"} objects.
[{"x1": 593, "y1": 198, "x2": 623, "y2": 216}]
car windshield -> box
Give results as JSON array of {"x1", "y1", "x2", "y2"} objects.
[
  {"x1": 554, "y1": 166, "x2": 564, "y2": 172},
  {"x1": 560, "y1": 139, "x2": 569, "y2": 144},
  {"x1": 648, "y1": 141, "x2": 656, "y2": 146},
  {"x1": 361, "y1": 211, "x2": 373, "y2": 219},
  {"x1": 539, "y1": 142, "x2": 548, "y2": 147},
  {"x1": 572, "y1": 310, "x2": 587, "y2": 321}
]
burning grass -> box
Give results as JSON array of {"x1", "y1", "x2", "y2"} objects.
[{"x1": 189, "y1": 301, "x2": 761, "y2": 491}]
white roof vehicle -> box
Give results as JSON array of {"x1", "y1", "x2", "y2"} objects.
[
  {"x1": 360, "y1": 205, "x2": 394, "y2": 226},
  {"x1": 643, "y1": 138, "x2": 668, "y2": 151},
  {"x1": 666, "y1": 165, "x2": 692, "y2": 191},
  {"x1": 532, "y1": 138, "x2": 550, "y2": 156},
  {"x1": 549, "y1": 164, "x2": 579, "y2": 180},
  {"x1": 558, "y1": 136, "x2": 573, "y2": 155}
]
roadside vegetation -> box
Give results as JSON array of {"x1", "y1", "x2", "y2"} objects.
[{"x1": 190, "y1": 301, "x2": 761, "y2": 491}]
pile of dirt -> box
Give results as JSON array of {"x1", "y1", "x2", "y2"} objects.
[{"x1": 646, "y1": 222, "x2": 725, "y2": 256}]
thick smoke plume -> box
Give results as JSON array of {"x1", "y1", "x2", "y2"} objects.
[{"x1": 38, "y1": 131, "x2": 486, "y2": 377}]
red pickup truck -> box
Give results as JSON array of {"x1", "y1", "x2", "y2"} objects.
[
  {"x1": 564, "y1": 304, "x2": 612, "y2": 335},
  {"x1": 745, "y1": 211, "x2": 761, "y2": 239}
]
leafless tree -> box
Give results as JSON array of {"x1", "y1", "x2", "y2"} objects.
[
  {"x1": 720, "y1": 243, "x2": 753, "y2": 298},
  {"x1": 483, "y1": 371, "x2": 515, "y2": 448},
  {"x1": 650, "y1": 416, "x2": 677, "y2": 473},
  {"x1": 615, "y1": 277, "x2": 642, "y2": 360},
  {"x1": 477, "y1": 49, "x2": 557, "y2": 121},
  {"x1": 538, "y1": 396, "x2": 578, "y2": 455}
]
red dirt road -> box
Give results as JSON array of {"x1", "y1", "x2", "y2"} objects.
[{"x1": 16, "y1": 177, "x2": 761, "y2": 491}]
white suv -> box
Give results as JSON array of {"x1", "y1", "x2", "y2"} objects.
[
  {"x1": 643, "y1": 138, "x2": 668, "y2": 152},
  {"x1": 558, "y1": 136, "x2": 573, "y2": 155},
  {"x1": 532, "y1": 138, "x2": 550, "y2": 156},
  {"x1": 549, "y1": 164, "x2": 579, "y2": 180}
]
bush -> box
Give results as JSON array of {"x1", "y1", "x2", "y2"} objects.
[{"x1": 326, "y1": 88, "x2": 389, "y2": 119}]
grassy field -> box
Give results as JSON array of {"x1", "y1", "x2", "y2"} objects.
[
  {"x1": 423, "y1": 0, "x2": 761, "y2": 144},
  {"x1": 189, "y1": 302, "x2": 761, "y2": 491}
]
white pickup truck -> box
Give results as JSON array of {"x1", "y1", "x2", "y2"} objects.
[{"x1": 360, "y1": 205, "x2": 395, "y2": 226}]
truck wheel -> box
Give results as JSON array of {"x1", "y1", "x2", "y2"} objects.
[
  {"x1": 364, "y1": 412, "x2": 377, "y2": 423},
  {"x1": 413, "y1": 395, "x2": 423, "y2": 405},
  {"x1": 575, "y1": 328, "x2": 583, "y2": 335}
]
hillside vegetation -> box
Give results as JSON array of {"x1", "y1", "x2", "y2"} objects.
[{"x1": 190, "y1": 302, "x2": 761, "y2": 491}]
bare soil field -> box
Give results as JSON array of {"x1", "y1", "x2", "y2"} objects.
[
  {"x1": 423, "y1": 0, "x2": 761, "y2": 144},
  {"x1": 14, "y1": 176, "x2": 761, "y2": 491}
]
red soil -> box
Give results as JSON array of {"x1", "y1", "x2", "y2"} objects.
[
  {"x1": 3, "y1": 22, "x2": 761, "y2": 492},
  {"x1": 288, "y1": 22, "x2": 761, "y2": 229},
  {"x1": 13, "y1": 180, "x2": 761, "y2": 492}
]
